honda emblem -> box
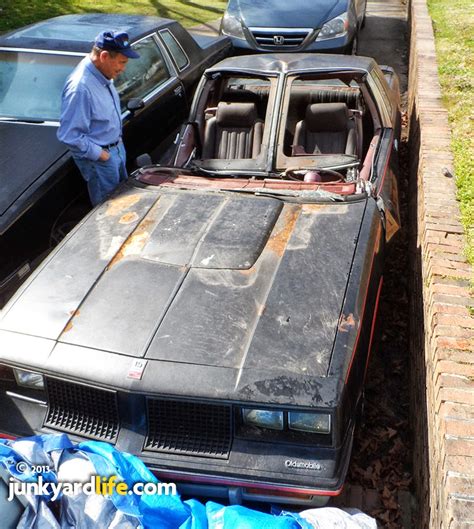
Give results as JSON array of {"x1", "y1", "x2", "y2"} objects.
[{"x1": 273, "y1": 35, "x2": 285, "y2": 45}]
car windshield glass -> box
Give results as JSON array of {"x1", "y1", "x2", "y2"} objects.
[{"x1": 0, "y1": 51, "x2": 81, "y2": 121}]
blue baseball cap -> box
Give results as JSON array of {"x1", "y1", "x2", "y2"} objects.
[{"x1": 94, "y1": 31, "x2": 140, "y2": 59}]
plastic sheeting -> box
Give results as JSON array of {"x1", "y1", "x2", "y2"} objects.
[{"x1": 0, "y1": 434, "x2": 377, "y2": 529}]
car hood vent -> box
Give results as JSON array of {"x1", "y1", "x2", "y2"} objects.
[
  {"x1": 145, "y1": 398, "x2": 232, "y2": 458},
  {"x1": 140, "y1": 192, "x2": 283, "y2": 270}
]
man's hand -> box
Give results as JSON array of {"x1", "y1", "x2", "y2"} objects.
[{"x1": 99, "y1": 149, "x2": 111, "y2": 161}]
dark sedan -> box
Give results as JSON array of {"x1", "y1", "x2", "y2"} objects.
[
  {"x1": 0, "y1": 14, "x2": 230, "y2": 301},
  {"x1": 220, "y1": 0, "x2": 366, "y2": 54},
  {"x1": 0, "y1": 54, "x2": 400, "y2": 506}
]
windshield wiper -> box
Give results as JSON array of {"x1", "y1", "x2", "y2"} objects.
[
  {"x1": 225, "y1": 187, "x2": 346, "y2": 201},
  {"x1": 0, "y1": 117, "x2": 45, "y2": 123}
]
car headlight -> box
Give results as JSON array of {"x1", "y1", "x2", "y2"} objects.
[
  {"x1": 316, "y1": 12, "x2": 349, "y2": 40},
  {"x1": 13, "y1": 369, "x2": 44, "y2": 389},
  {"x1": 220, "y1": 12, "x2": 246, "y2": 40},
  {"x1": 242, "y1": 408, "x2": 284, "y2": 430},
  {"x1": 288, "y1": 412, "x2": 331, "y2": 434}
]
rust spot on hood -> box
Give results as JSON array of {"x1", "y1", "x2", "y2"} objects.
[
  {"x1": 105, "y1": 194, "x2": 140, "y2": 216},
  {"x1": 119, "y1": 212, "x2": 139, "y2": 224},
  {"x1": 62, "y1": 309, "x2": 81, "y2": 333},
  {"x1": 107, "y1": 218, "x2": 155, "y2": 270},
  {"x1": 302, "y1": 204, "x2": 329, "y2": 213},
  {"x1": 267, "y1": 207, "x2": 300, "y2": 257},
  {"x1": 339, "y1": 313, "x2": 356, "y2": 332}
]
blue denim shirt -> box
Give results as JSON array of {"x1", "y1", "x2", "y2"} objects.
[{"x1": 57, "y1": 56, "x2": 122, "y2": 161}]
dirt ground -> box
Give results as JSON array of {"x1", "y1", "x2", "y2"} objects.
[{"x1": 340, "y1": 0, "x2": 414, "y2": 526}]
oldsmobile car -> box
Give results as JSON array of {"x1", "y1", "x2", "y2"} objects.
[
  {"x1": 0, "y1": 54, "x2": 400, "y2": 506},
  {"x1": 0, "y1": 13, "x2": 230, "y2": 301}
]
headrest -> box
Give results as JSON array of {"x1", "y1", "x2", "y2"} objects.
[
  {"x1": 216, "y1": 102, "x2": 258, "y2": 128},
  {"x1": 304, "y1": 102, "x2": 350, "y2": 132}
]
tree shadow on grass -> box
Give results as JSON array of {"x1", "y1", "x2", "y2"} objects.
[
  {"x1": 148, "y1": 0, "x2": 223, "y2": 28},
  {"x1": 178, "y1": 0, "x2": 224, "y2": 15},
  {"x1": 0, "y1": 0, "x2": 74, "y2": 32}
]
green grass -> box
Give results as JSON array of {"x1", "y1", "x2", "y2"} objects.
[
  {"x1": 0, "y1": 0, "x2": 227, "y2": 33},
  {"x1": 427, "y1": 0, "x2": 474, "y2": 266}
]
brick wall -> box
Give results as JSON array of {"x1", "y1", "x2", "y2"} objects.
[{"x1": 407, "y1": 0, "x2": 474, "y2": 527}]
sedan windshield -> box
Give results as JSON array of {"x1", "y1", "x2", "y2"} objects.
[{"x1": 0, "y1": 51, "x2": 82, "y2": 121}]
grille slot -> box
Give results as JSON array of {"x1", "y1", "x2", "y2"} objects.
[
  {"x1": 145, "y1": 398, "x2": 232, "y2": 458},
  {"x1": 249, "y1": 28, "x2": 312, "y2": 48},
  {"x1": 44, "y1": 378, "x2": 119, "y2": 442}
]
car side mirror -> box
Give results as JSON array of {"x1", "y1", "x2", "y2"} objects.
[
  {"x1": 127, "y1": 98, "x2": 145, "y2": 114},
  {"x1": 136, "y1": 153, "x2": 152, "y2": 167}
]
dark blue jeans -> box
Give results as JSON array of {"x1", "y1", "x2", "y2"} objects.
[{"x1": 73, "y1": 142, "x2": 127, "y2": 206}]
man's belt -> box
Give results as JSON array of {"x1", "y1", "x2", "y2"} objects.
[{"x1": 101, "y1": 139, "x2": 121, "y2": 149}]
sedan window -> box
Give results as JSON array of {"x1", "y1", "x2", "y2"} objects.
[
  {"x1": 0, "y1": 51, "x2": 81, "y2": 121},
  {"x1": 115, "y1": 36, "x2": 171, "y2": 111},
  {"x1": 160, "y1": 29, "x2": 189, "y2": 71}
]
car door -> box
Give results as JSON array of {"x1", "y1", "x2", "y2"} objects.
[
  {"x1": 367, "y1": 69, "x2": 401, "y2": 243},
  {"x1": 115, "y1": 34, "x2": 187, "y2": 163}
]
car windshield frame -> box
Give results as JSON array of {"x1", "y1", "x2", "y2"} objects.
[
  {"x1": 0, "y1": 49, "x2": 83, "y2": 122},
  {"x1": 190, "y1": 70, "x2": 281, "y2": 175},
  {"x1": 275, "y1": 71, "x2": 365, "y2": 172}
]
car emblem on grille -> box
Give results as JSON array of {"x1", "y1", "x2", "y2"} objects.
[
  {"x1": 285, "y1": 459, "x2": 322, "y2": 471},
  {"x1": 273, "y1": 35, "x2": 285, "y2": 45}
]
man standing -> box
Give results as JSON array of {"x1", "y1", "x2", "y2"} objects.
[{"x1": 57, "y1": 31, "x2": 139, "y2": 206}]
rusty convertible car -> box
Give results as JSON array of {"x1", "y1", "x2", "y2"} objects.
[{"x1": 0, "y1": 54, "x2": 400, "y2": 505}]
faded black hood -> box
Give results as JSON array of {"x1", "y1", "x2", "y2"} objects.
[
  {"x1": 0, "y1": 122, "x2": 66, "y2": 230},
  {"x1": 0, "y1": 187, "x2": 367, "y2": 382},
  {"x1": 232, "y1": 0, "x2": 346, "y2": 28}
]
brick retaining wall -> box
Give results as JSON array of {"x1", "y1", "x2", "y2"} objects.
[{"x1": 407, "y1": 0, "x2": 474, "y2": 527}]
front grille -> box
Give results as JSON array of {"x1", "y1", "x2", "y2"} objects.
[
  {"x1": 145, "y1": 398, "x2": 232, "y2": 458},
  {"x1": 249, "y1": 27, "x2": 312, "y2": 48},
  {"x1": 44, "y1": 378, "x2": 119, "y2": 442}
]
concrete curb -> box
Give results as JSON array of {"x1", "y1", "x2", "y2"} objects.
[{"x1": 408, "y1": 0, "x2": 474, "y2": 527}]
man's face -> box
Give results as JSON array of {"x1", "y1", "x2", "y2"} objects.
[{"x1": 98, "y1": 51, "x2": 129, "y2": 80}]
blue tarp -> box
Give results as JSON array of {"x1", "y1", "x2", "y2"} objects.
[{"x1": 0, "y1": 434, "x2": 311, "y2": 529}]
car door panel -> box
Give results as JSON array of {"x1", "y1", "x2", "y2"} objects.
[
  {"x1": 374, "y1": 128, "x2": 400, "y2": 242},
  {"x1": 115, "y1": 34, "x2": 187, "y2": 164}
]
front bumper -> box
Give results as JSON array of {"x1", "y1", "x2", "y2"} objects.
[{"x1": 0, "y1": 374, "x2": 354, "y2": 503}]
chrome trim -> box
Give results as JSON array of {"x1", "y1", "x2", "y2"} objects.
[
  {"x1": 0, "y1": 119, "x2": 59, "y2": 126},
  {"x1": 248, "y1": 27, "x2": 313, "y2": 33},
  {"x1": 6, "y1": 391, "x2": 47, "y2": 406},
  {"x1": 158, "y1": 28, "x2": 190, "y2": 72},
  {"x1": 0, "y1": 47, "x2": 85, "y2": 57}
]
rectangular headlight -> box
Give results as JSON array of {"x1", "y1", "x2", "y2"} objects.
[
  {"x1": 242, "y1": 408, "x2": 284, "y2": 430},
  {"x1": 288, "y1": 412, "x2": 331, "y2": 434},
  {"x1": 13, "y1": 369, "x2": 44, "y2": 390}
]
